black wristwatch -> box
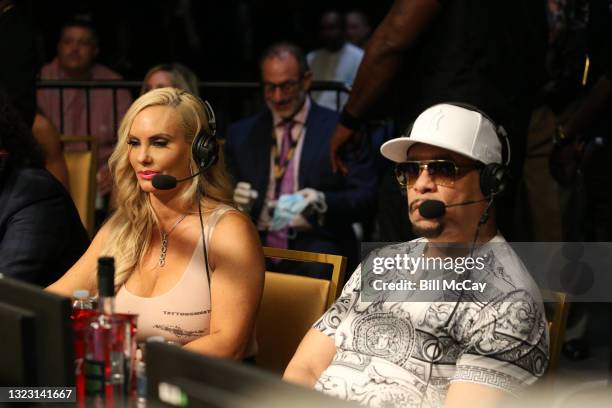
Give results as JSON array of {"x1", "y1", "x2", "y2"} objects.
[{"x1": 339, "y1": 109, "x2": 364, "y2": 131}]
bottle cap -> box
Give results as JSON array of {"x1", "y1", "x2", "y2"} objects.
[
  {"x1": 73, "y1": 289, "x2": 90, "y2": 299},
  {"x1": 97, "y1": 257, "x2": 115, "y2": 297}
]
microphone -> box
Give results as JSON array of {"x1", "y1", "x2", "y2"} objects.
[
  {"x1": 418, "y1": 198, "x2": 490, "y2": 219},
  {"x1": 152, "y1": 172, "x2": 201, "y2": 190},
  {"x1": 418, "y1": 200, "x2": 446, "y2": 219}
]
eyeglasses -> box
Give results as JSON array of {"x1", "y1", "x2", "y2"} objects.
[
  {"x1": 395, "y1": 160, "x2": 482, "y2": 188},
  {"x1": 262, "y1": 80, "x2": 301, "y2": 94}
]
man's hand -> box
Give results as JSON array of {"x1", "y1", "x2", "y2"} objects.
[
  {"x1": 291, "y1": 188, "x2": 327, "y2": 230},
  {"x1": 330, "y1": 124, "x2": 355, "y2": 175},
  {"x1": 297, "y1": 188, "x2": 326, "y2": 210},
  {"x1": 233, "y1": 182, "x2": 259, "y2": 213}
]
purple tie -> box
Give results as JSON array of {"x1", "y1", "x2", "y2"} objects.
[{"x1": 266, "y1": 120, "x2": 296, "y2": 250}]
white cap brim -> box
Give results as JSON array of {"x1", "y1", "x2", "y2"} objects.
[
  {"x1": 380, "y1": 137, "x2": 417, "y2": 163},
  {"x1": 379, "y1": 104, "x2": 503, "y2": 164},
  {"x1": 380, "y1": 136, "x2": 480, "y2": 163}
]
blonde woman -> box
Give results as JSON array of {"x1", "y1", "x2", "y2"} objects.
[
  {"x1": 48, "y1": 88, "x2": 264, "y2": 360},
  {"x1": 141, "y1": 63, "x2": 200, "y2": 96}
]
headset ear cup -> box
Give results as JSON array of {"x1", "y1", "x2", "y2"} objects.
[
  {"x1": 192, "y1": 131, "x2": 219, "y2": 171},
  {"x1": 205, "y1": 138, "x2": 219, "y2": 169},
  {"x1": 480, "y1": 164, "x2": 510, "y2": 197}
]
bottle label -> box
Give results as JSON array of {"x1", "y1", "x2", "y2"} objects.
[{"x1": 84, "y1": 358, "x2": 105, "y2": 395}]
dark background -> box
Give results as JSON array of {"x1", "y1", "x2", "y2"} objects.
[{"x1": 22, "y1": 0, "x2": 391, "y2": 81}]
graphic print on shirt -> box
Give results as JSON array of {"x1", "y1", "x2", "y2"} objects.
[{"x1": 313, "y1": 238, "x2": 550, "y2": 407}]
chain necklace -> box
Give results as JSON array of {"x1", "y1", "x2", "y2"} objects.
[{"x1": 159, "y1": 213, "x2": 188, "y2": 267}]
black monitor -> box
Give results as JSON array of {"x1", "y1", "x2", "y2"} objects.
[
  {"x1": 146, "y1": 342, "x2": 358, "y2": 408},
  {"x1": 0, "y1": 302, "x2": 37, "y2": 385},
  {"x1": 0, "y1": 276, "x2": 74, "y2": 386}
]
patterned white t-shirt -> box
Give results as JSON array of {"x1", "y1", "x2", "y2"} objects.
[{"x1": 313, "y1": 234, "x2": 549, "y2": 408}]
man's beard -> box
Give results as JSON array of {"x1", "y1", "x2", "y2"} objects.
[
  {"x1": 410, "y1": 218, "x2": 444, "y2": 238},
  {"x1": 409, "y1": 201, "x2": 444, "y2": 238}
]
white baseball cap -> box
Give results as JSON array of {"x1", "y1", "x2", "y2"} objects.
[{"x1": 380, "y1": 103, "x2": 504, "y2": 165}]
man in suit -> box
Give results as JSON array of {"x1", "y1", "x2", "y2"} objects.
[
  {"x1": 225, "y1": 42, "x2": 377, "y2": 277},
  {"x1": 0, "y1": 91, "x2": 89, "y2": 287}
]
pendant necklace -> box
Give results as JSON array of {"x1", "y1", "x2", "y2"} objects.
[{"x1": 159, "y1": 213, "x2": 188, "y2": 267}]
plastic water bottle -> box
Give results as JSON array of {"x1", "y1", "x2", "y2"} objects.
[
  {"x1": 136, "y1": 336, "x2": 166, "y2": 404},
  {"x1": 72, "y1": 289, "x2": 96, "y2": 402},
  {"x1": 72, "y1": 289, "x2": 93, "y2": 318}
]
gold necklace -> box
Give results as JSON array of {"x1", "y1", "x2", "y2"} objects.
[{"x1": 159, "y1": 214, "x2": 188, "y2": 267}]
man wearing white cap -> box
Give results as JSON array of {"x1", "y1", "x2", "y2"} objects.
[
  {"x1": 284, "y1": 103, "x2": 549, "y2": 408},
  {"x1": 379, "y1": 102, "x2": 511, "y2": 243}
]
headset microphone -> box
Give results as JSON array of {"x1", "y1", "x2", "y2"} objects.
[
  {"x1": 152, "y1": 172, "x2": 202, "y2": 190},
  {"x1": 418, "y1": 198, "x2": 491, "y2": 219},
  {"x1": 418, "y1": 200, "x2": 446, "y2": 219}
]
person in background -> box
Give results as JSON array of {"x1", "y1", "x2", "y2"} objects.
[
  {"x1": 225, "y1": 43, "x2": 376, "y2": 278},
  {"x1": 328, "y1": 0, "x2": 547, "y2": 243},
  {"x1": 345, "y1": 10, "x2": 372, "y2": 49},
  {"x1": 0, "y1": 91, "x2": 89, "y2": 287},
  {"x1": 37, "y1": 16, "x2": 132, "y2": 209},
  {"x1": 307, "y1": 11, "x2": 364, "y2": 111},
  {"x1": 48, "y1": 88, "x2": 264, "y2": 361},
  {"x1": 548, "y1": 0, "x2": 612, "y2": 361},
  {"x1": 32, "y1": 108, "x2": 70, "y2": 189},
  {"x1": 141, "y1": 63, "x2": 200, "y2": 96}
]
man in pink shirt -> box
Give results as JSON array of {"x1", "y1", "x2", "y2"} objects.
[{"x1": 37, "y1": 18, "x2": 132, "y2": 197}]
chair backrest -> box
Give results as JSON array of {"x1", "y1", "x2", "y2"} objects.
[
  {"x1": 62, "y1": 136, "x2": 97, "y2": 236},
  {"x1": 256, "y1": 247, "x2": 347, "y2": 374},
  {"x1": 541, "y1": 289, "x2": 569, "y2": 385}
]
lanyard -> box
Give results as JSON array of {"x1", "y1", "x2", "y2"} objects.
[{"x1": 271, "y1": 122, "x2": 302, "y2": 196}]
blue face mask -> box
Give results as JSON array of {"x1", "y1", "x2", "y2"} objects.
[{"x1": 270, "y1": 193, "x2": 309, "y2": 231}]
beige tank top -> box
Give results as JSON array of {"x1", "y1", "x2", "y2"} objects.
[{"x1": 115, "y1": 205, "x2": 255, "y2": 353}]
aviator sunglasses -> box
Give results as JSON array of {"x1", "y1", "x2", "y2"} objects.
[{"x1": 394, "y1": 160, "x2": 482, "y2": 188}]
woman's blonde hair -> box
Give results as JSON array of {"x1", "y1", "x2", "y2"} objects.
[
  {"x1": 141, "y1": 63, "x2": 200, "y2": 96},
  {"x1": 103, "y1": 87, "x2": 233, "y2": 288}
]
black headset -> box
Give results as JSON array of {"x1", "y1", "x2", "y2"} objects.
[
  {"x1": 191, "y1": 99, "x2": 219, "y2": 172},
  {"x1": 405, "y1": 102, "x2": 512, "y2": 198},
  {"x1": 182, "y1": 94, "x2": 219, "y2": 290}
]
